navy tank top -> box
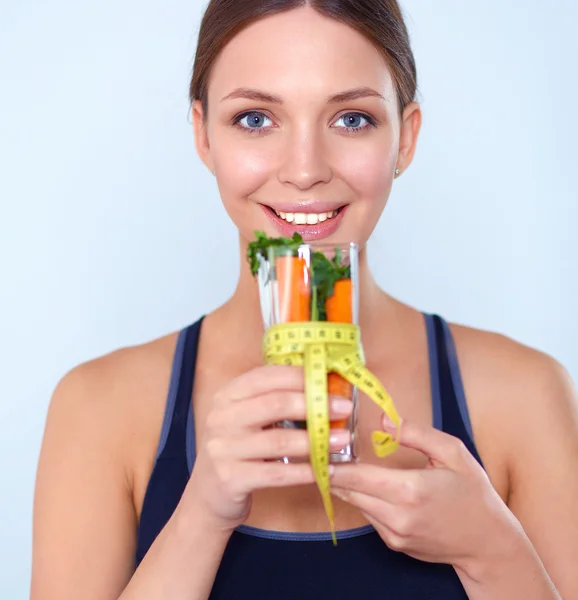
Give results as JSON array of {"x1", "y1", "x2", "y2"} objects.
[{"x1": 136, "y1": 314, "x2": 483, "y2": 598}]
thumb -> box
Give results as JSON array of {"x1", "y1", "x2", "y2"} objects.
[{"x1": 381, "y1": 415, "x2": 470, "y2": 469}]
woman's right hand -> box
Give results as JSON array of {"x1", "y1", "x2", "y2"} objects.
[{"x1": 182, "y1": 365, "x2": 353, "y2": 533}]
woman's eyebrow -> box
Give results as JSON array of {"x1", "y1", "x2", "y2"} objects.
[
  {"x1": 328, "y1": 87, "x2": 385, "y2": 103},
  {"x1": 220, "y1": 86, "x2": 385, "y2": 104}
]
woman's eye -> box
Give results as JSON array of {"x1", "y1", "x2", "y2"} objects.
[
  {"x1": 334, "y1": 112, "x2": 374, "y2": 131},
  {"x1": 232, "y1": 110, "x2": 375, "y2": 134},
  {"x1": 234, "y1": 111, "x2": 273, "y2": 132}
]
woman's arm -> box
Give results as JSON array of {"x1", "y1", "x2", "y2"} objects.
[
  {"x1": 32, "y1": 352, "x2": 336, "y2": 600},
  {"x1": 32, "y1": 363, "x2": 138, "y2": 599},
  {"x1": 453, "y1": 529, "x2": 561, "y2": 600},
  {"x1": 118, "y1": 501, "x2": 231, "y2": 600},
  {"x1": 449, "y1": 335, "x2": 578, "y2": 598},
  {"x1": 330, "y1": 335, "x2": 577, "y2": 599},
  {"x1": 31, "y1": 358, "x2": 230, "y2": 600}
]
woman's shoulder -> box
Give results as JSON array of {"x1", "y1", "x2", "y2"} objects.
[
  {"x1": 52, "y1": 328, "x2": 180, "y2": 418},
  {"x1": 446, "y1": 319, "x2": 576, "y2": 493},
  {"x1": 447, "y1": 319, "x2": 573, "y2": 411},
  {"x1": 44, "y1": 327, "x2": 185, "y2": 501},
  {"x1": 34, "y1": 326, "x2": 198, "y2": 595}
]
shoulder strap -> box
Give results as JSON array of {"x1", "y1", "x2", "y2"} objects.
[
  {"x1": 157, "y1": 318, "x2": 203, "y2": 461},
  {"x1": 135, "y1": 318, "x2": 204, "y2": 568},
  {"x1": 430, "y1": 314, "x2": 484, "y2": 468},
  {"x1": 424, "y1": 313, "x2": 443, "y2": 431}
]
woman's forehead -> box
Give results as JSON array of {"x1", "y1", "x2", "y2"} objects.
[{"x1": 207, "y1": 7, "x2": 395, "y2": 105}]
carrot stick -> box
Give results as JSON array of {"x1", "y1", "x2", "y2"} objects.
[
  {"x1": 275, "y1": 256, "x2": 311, "y2": 322},
  {"x1": 326, "y1": 278, "x2": 353, "y2": 429},
  {"x1": 275, "y1": 255, "x2": 311, "y2": 430},
  {"x1": 326, "y1": 278, "x2": 353, "y2": 323}
]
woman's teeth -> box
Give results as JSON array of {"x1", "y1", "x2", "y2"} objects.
[{"x1": 273, "y1": 210, "x2": 339, "y2": 225}]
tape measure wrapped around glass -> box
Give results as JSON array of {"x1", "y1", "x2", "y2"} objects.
[{"x1": 262, "y1": 322, "x2": 401, "y2": 545}]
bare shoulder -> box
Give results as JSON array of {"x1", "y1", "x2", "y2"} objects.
[
  {"x1": 447, "y1": 320, "x2": 578, "y2": 500},
  {"x1": 445, "y1": 321, "x2": 578, "y2": 595},
  {"x1": 45, "y1": 329, "x2": 180, "y2": 505},
  {"x1": 448, "y1": 320, "x2": 576, "y2": 418},
  {"x1": 50, "y1": 329, "x2": 179, "y2": 429},
  {"x1": 32, "y1": 330, "x2": 183, "y2": 598}
]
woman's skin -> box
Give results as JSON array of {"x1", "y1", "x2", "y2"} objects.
[{"x1": 31, "y1": 7, "x2": 578, "y2": 600}]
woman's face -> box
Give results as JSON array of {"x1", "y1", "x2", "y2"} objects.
[{"x1": 193, "y1": 6, "x2": 421, "y2": 246}]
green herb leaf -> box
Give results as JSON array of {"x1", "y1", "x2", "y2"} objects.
[
  {"x1": 247, "y1": 231, "x2": 303, "y2": 275},
  {"x1": 310, "y1": 249, "x2": 350, "y2": 321}
]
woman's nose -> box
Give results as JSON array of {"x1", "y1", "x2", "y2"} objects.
[{"x1": 277, "y1": 128, "x2": 333, "y2": 191}]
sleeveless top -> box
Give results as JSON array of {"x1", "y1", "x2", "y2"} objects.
[{"x1": 135, "y1": 314, "x2": 483, "y2": 598}]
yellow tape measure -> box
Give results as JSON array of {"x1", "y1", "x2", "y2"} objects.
[{"x1": 263, "y1": 322, "x2": 401, "y2": 545}]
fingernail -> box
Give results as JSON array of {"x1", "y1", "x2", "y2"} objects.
[
  {"x1": 382, "y1": 414, "x2": 397, "y2": 433},
  {"x1": 331, "y1": 398, "x2": 353, "y2": 415},
  {"x1": 329, "y1": 429, "x2": 351, "y2": 448},
  {"x1": 381, "y1": 414, "x2": 397, "y2": 433}
]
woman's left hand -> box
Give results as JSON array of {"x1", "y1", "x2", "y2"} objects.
[{"x1": 331, "y1": 417, "x2": 522, "y2": 572}]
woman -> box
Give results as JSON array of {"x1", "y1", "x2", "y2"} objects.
[{"x1": 31, "y1": 1, "x2": 577, "y2": 598}]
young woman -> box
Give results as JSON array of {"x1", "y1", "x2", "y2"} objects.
[{"x1": 31, "y1": 1, "x2": 578, "y2": 599}]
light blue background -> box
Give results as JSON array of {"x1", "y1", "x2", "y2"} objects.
[{"x1": 1, "y1": 1, "x2": 576, "y2": 597}]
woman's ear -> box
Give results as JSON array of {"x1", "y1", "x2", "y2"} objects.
[
  {"x1": 192, "y1": 100, "x2": 214, "y2": 172},
  {"x1": 395, "y1": 101, "x2": 422, "y2": 176}
]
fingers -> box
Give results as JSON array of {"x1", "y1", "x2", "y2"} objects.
[
  {"x1": 331, "y1": 487, "x2": 393, "y2": 522},
  {"x1": 239, "y1": 461, "x2": 320, "y2": 492},
  {"x1": 331, "y1": 463, "x2": 423, "y2": 504},
  {"x1": 219, "y1": 365, "x2": 306, "y2": 404},
  {"x1": 213, "y1": 364, "x2": 353, "y2": 432},
  {"x1": 224, "y1": 393, "x2": 353, "y2": 430},
  {"x1": 208, "y1": 428, "x2": 352, "y2": 461},
  {"x1": 210, "y1": 460, "x2": 321, "y2": 501},
  {"x1": 331, "y1": 488, "x2": 407, "y2": 552},
  {"x1": 383, "y1": 417, "x2": 474, "y2": 470}
]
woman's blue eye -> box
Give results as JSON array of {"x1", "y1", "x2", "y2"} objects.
[
  {"x1": 236, "y1": 112, "x2": 272, "y2": 130},
  {"x1": 334, "y1": 112, "x2": 373, "y2": 131},
  {"x1": 233, "y1": 110, "x2": 374, "y2": 134}
]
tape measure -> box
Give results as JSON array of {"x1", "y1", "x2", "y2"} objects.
[{"x1": 263, "y1": 322, "x2": 401, "y2": 545}]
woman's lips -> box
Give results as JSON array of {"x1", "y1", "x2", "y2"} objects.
[{"x1": 260, "y1": 204, "x2": 347, "y2": 241}]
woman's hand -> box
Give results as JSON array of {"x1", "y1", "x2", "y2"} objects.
[
  {"x1": 183, "y1": 365, "x2": 353, "y2": 533},
  {"x1": 331, "y1": 417, "x2": 522, "y2": 573}
]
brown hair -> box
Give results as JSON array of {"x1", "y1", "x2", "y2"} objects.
[{"x1": 189, "y1": 0, "x2": 417, "y2": 118}]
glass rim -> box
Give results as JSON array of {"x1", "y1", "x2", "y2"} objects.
[
  {"x1": 261, "y1": 241, "x2": 358, "y2": 262},
  {"x1": 282, "y1": 241, "x2": 359, "y2": 252}
]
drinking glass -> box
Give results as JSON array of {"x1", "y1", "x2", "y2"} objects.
[{"x1": 256, "y1": 241, "x2": 359, "y2": 463}]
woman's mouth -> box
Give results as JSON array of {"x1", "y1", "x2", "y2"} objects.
[
  {"x1": 271, "y1": 208, "x2": 340, "y2": 225},
  {"x1": 260, "y1": 205, "x2": 347, "y2": 241}
]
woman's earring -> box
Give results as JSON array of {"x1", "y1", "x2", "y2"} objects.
[
  {"x1": 394, "y1": 168, "x2": 401, "y2": 177},
  {"x1": 211, "y1": 170, "x2": 215, "y2": 176}
]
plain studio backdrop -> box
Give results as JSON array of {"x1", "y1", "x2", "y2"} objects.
[{"x1": 1, "y1": 0, "x2": 577, "y2": 597}]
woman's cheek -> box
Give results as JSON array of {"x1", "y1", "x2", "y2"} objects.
[
  {"x1": 336, "y1": 138, "x2": 395, "y2": 199},
  {"x1": 333, "y1": 143, "x2": 395, "y2": 237},
  {"x1": 214, "y1": 139, "x2": 271, "y2": 215}
]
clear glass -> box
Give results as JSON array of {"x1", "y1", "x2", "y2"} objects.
[{"x1": 257, "y1": 241, "x2": 359, "y2": 463}]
